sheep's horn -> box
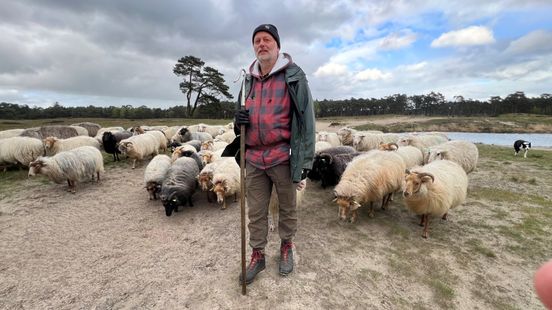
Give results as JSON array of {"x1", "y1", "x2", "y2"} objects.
[
  {"x1": 418, "y1": 172, "x2": 435, "y2": 183},
  {"x1": 390, "y1": 142, "x2": 399, "y2": 149}
]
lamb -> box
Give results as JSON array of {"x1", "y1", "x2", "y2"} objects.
[
  {"x1": 144, "y1": 155, "x2": 172, "y2": 200},
  {"x1": 71, "y1": 122, "x2": 101, "y2": 137},
  {"x1": 43, "y1": 136, "x2": 100, "y2": 156},
  {"x1": 403, "y1": 160, "x2": 468, "y2": 238},
  {"x1": 102, "y1": 131, "x2": 133, "y2": 161},
  {"x1": 316, "y1": 131, "x2": 341, "y2": 147},
  {"x1": 427, "y1": 140, "x2": 479, "y2": 174},
  {"x1": 211, "y1": 158, "x2": 240, "y2": 209},
  {"x1": 0, "y1": 129, "x2": 24, "y2": 139},
  {"x1": 28, "y1": 146, "x2": 104, "y2": 193},
  {"x1": 514, "y1": 140, "x2": 531, "y2": 158},
  {"x1": 333, "y1": 150, "x2": 406, "y2": 223},
  {"x1": 308, "y1": 146, "x2": 356, "y2": 182},
  {"x1": 118, "y1": 133, "x2": 160, "y2": 169},
  {"x1": 160, "y1": 157, "x2": 200, "y2": 216},
  {"x1": 0, "y1": 136, "x2": 45, "y2": 167}
]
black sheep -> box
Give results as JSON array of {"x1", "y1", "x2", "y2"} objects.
[{"x1": 102, "y1": 131, "x2": 132, "y2": 161}]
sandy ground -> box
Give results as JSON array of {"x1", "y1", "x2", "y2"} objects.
[{"x1": 0, "y1": 117, "x2": 549, "y2": 309}]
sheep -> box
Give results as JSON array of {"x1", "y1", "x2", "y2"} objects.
[
  {"x1": 177, "y1": 150, "x2": 204, "y2": 172},
  {"x1": 71, "y1": 122, "x2": 101, "y2": 137},
  {"x1": 333, "y1": 150, "x2": 406, "y2": 223},
  {"x1": 200, "y1": 140, "x2": 229, "y2": 152},
  {"x1": 199, "y1": 149, "x2": 224, "y2": 165},
  {"x1": 171, "y1": 127, "x2": 212, "y2": 143},
  {"x1": 144, "y1": 155, "x2": 172, "y2": 200},
  {"x1": 216, "y1": 130, "x2": 236, "y2": 144},
  {"x1": 308, "y1": 146, "x2": 356, "y2": 182},
  {"x1": 197, "y1": 123, "x2": 226, "y2": 138},
  {"x1": 118, "y1": 134, "x2": 160, "y2": 169},
  {"x1": 211, "y1": 158, "x2": 240, "y2": 210},
  {"x1": 352, "y1": 132, "x2": 384, "y2": 151},
  {"x1": 101, "y1": 131, "x2": 133, "y2": 161},
  {"x1": 426, "y1": 140, "x2": 479, "y2": 174},
  {"x1": 144, "y1": 130, "x2": 168, "y2": 153},
  {"x1": 95, "y1": 127, "x2": 126, "y2": 144},
  {"x1": 160, "y1": 157, "x2": 200, "y2": 216},
  {"x1": 315, "y1": 152, "x2": 362, "y2": 188},
  {"x1": 0, "y1": 129, "x2": 24, "y2": 139},
  {"x1": 171, "y1": 145, "x2": 197, "y2": 162},
  {"x1": 28, "y1": 146, "x2": 104, "y2": 193},
  {"x1": 403, "y1": 160, "x2": 468, "y2": 238},
  {"x1": 315, "y1": 141, "x2": 332, "y2": 153},
  {"x1": 336, "y1": 127, "x2": 357, "y2": 146},
  {"x1": 197, "y1": 162, "x2": 218, "y2": 203},
  {"x1": 0, "y1": 136, "x2": 45, "y2": 167},
  {"x1": 378, "y1": 143, "x2": 424, "y2": 169},
  {"x1": 43, "y1": 136, "x2": 101, "y2": 156},
  {"x1": 21, "y1": 125, "x2": 88, "y2": 140},
  {"x1": 163, "y1": 126, "x2": 185, "y2": 142},
  {"x1": 397, "y1": 134, "x2": 448, "y2": 162},
  {"x1": 316, "y1": 131, "x2": 341, "y2": 147}
]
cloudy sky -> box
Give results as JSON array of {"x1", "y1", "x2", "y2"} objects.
[{"x1": 1, "y1": 0, "x2": 551, "y2": 109}]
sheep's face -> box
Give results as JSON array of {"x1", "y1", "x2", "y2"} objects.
[
  {"x1": 333, "y1": 196, "x2": 360, "y2": 221},
  {"x1": 43, "y1": 137, "x2": 57, "y2": 153},
  {"x1": 118, "y1": 142, "x2": 133, "y2": 154},
  {"x1": 28, "y1": 159, "x2": 45, "y2": 177},
  {"x1": 198, "y1": 172, "x2": 213, "y2": 191},
  {"x1": 213, "y1": 181, "x2": 228, "y2": 204},
  {"x1": 403, "y1": 172, "x2": 434, "y2": 198},
  {"x1": 201, "y1": 141, "x2": 213, "y2": 151},
  {"x1": 352, "y1": 135, "x2": 364, "y2": 147},
  {"x1": 201, "y1": 152, "x2": 213, "y2": 165},
  {"x1": 161, "y1": 194, "x2": 180, "y2": 216},
  {"x1": 397, "y1": 138, "x2": 411, "y2": 146},
  {"x1": 146, "y1": 182, "x2": 161, "y2": 200}
]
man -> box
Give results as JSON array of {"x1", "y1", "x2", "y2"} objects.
[{"x1": 234, "y1": 24, "x2": 315, "y2": 284}]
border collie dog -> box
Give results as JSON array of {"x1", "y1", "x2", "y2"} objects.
[{"x1": 514, "y1": 140, "x2": 531, "y2": 158}]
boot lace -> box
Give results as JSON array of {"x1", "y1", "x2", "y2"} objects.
[{"x1": 248, "y1": 250, "x2": 263, "y2": 270}]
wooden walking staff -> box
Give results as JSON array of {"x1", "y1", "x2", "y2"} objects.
[{"x1": 235, "y1": 69, "x2": 247, "y2": 295}]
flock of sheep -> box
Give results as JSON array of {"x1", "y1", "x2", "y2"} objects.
[
  {"x1": 0, "y1": 121, "x2": 479, "y2": 238},
  {"x1": 312, "y1": 128, "x2": 478, "y2": 238}
]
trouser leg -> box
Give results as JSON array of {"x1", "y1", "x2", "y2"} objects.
[
  {"x1": 267, "y1": 164, "x2": 297, "y2": 241},
  {"x1": 246, "y1": 163, "x2": 272, "y2": 249}
]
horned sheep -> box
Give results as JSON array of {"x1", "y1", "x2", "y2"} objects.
[
  {"x1": 426, "y1": 140, "x2": 479, "y2": 174},
  {"x1": 403, "y1": 160, "x2": 468, "y2": 238},
  {"x1": 144, "y1": 154, "x2": 172, "y2": 200},
  {"x1": 211, "y1": 158, "x2": 240, "y2": 210},
  {"x1": 28, "y1": 146, "x2": 104, "y2": 193},
  {"x1": 333, "y1": 150, "x2": 406, "y2": 223},
  {"x1": 160, "y1": 157, "x2": 200, "y2": 216}
]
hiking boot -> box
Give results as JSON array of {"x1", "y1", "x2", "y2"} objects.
[
  {"x1": 279, "y1": 240, "x2": 294, "y2": 276},
  {"x1": 239, "y1": 249, "x2": 266, "y2": 284}
]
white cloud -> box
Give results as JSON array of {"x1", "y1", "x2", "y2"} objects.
[
  {"x1": 505, "y1": 30, "x2": 552, "y2": 55},
  {"x1": 378, "y1": 31, "x2": 417, "y2": 50},
  {"x1": 355, "y1": 68, "x2": 391, "y2": 81},
  {"x1": 402, "y1": 61, "x2": 428, "y2": 72},
  {"x1": 314, "y1": 63, "x2": 348, "y2": 77},
  {"x1": 431, "y1": 26, "x2": 495, "y2": 47}
]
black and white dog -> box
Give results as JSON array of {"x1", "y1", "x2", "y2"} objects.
[{"x1": 514, "y1": 140, "x2": 531, "y2": 158}]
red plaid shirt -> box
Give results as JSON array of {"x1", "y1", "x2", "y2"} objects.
[{"x1": 245, "y1": 70, "x2": 292, "y2": 169}]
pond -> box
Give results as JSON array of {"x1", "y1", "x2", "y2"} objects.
[{"x1": 443, "y1": 132, "x2": 552, "y2": 148}]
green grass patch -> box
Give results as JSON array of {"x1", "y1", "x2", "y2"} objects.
[{"x1": 465, "y1": 239, "x2": 497, "y2": 258}]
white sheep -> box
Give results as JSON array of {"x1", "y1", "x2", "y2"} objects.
[
  {"x1": 352, "y1": 133, "x2": 386, "y2": 151},
  {"x1": 197, "y1": 123, "x2": 226, "y2": 138},
  {"x1": 333, "y1": 150, "x2": 406, "y2": 223},
  {"x1": 315, "y1": 141, "x2": 333, "y2": 153},
  {"x1": 316, "y1": 131, "x2": 341, "y2": 147},
  {"x1": 200, "y1": 140, "x2": 229, "y2": 152},
  {"x1": 0, "y1": 129, "x2": 24, "y2": 140},
  {"x1": 171, "y1": 144, "x2": 197, "y2": 162},
  {"x1": 397, "y1": 133, "x2": 448, "y2": 162},
  {"x1": 426, "y1": 140, "x2": 479, "y2": 174},
  {"x1": 211, "y1": 158, "x2": 240, "y2": 209},
  {"x1": 216, "y1": 130, "x2": 236, "y2": 144},
  {"x1": 118, "y1": 134, "x2": 160, "y2": 169},
  {"x1": 144, "y1": 130, "x2": 168, "y2": 152},
  {"x1": 43, "y1": 136, "x2": 101, "y2": 156},
  {"x1": 144, "y1": 154, "x2": 172, "y2": 200},
  {"x1": 28, "y1": 146, "x2": 104, "y2": 193},
  {"x1": 198, "y1": 149, "x2": 224, "y2": 165},
  {"x1": 378, "y1": 143, "x2": 424, "y2": 169},
  {"x1": 403, "y1": 160, "x2": 468, "y2": 238},
  {"x1": 336, "y1": 127, "x2": 357, "y2": 146},
  {"x1": 0, "y1": 136, "x2": 45, "y2": 167}
]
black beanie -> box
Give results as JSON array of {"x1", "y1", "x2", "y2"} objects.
[{"x1": 252, "y1": 24, "x2": 280, "y2": 48}]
